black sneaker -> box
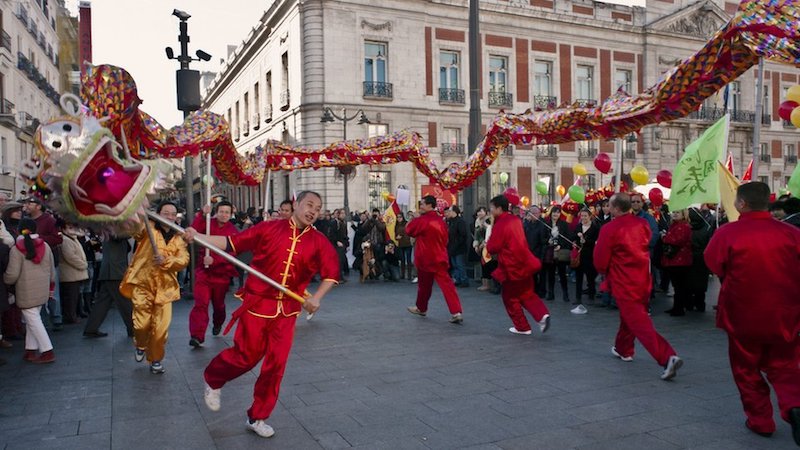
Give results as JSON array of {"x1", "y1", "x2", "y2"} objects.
[
  {"x1": 83, "y1": 331, "x2": 109, "y2": 338},
  {"x1": 212, "y1": 326, "x2": 222, "y2": 336},
  {"x1": 790, "y1": 407, "x2": 800, "y2": 446},
  {"x1": 189, "y1": 338, "x2": 202, "y2": 348}
]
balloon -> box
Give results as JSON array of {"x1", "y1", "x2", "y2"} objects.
[
  {"x1": 572, "y1": 163, "x2": 588, "y2": 176},
  {"x1": 520, "y1": 196, "x2": 530, "y2": 208},
  {"x1": 568, "y1": 185, "x2": 586, "y2": 203},
  {"x1": 535, "y1": 181, "x2": 548, "y2": 195},
  {"x1": 791, "y1": 106, "x2": 800, "y2": 128},
  {"x1": 656, "y1": 170, "x2": 672, "y2": 188},
  {"x1": 630, "y1": 165, "x2": 649, "y2": 185},
  {"x1": 778, "y1": 100, "x2": 799, "y2": 121},
  {"x1": 556, "y1": 185, "x2": 566, "y2": 197},
  {"x1": 499, "y1": 172, "x2": 509, "y2": 184},
  {"x1": 787, "y1": 85, "x2": 800, "y2": 104},
  {"x1": 648, "y1": 187, "x2": 664, "y2": 207},
  {"x1": 594, "y1": 152, "x2": 612, "y2": 174},
  {"x1": 503, "y1": 187, "x2": 520, "y2": 206},
  {"x1": 202, "y1": 175, "x2": 214, "y2": 187}
]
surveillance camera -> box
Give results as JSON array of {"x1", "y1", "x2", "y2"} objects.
[
  {"x1": 165, "y1": 47, "x2": 174, "y2": 59},
  {"x1": 196, "y1": 50, "x2": 212, "y2": 62},
  {"x1": 172, "y1": 9, "x2": 191, "y2": 20}
]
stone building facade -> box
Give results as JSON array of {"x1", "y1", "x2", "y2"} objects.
[{"x1": 202, "y1": 0, "x2": 799, "y2": 213}]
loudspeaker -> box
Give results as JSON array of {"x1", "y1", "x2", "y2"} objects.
[{"x1": 176, "y1": 69, "x2": 201, "y2": 112}]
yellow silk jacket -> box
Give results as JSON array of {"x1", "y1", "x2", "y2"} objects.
[{"x1": 119, "y1": 221, "x2": 189, "y2": 304}]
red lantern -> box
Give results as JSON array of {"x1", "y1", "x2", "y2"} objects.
[
  {"x1": 594, "y1": 152, "x2": 612, "y2": 174},
  {"x1": 656, "y1": 170, "x2": 672, "y2": 188},
  {"x1": 648, "y1": 187, "x2": 664, "y2": 207},
  {"x1": 778, "y1": 100, "x2": 799, "y2": 121}
]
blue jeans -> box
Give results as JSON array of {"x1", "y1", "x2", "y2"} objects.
[{"x1": 449, "y1": 254, "x2": 468, "y2": 285}]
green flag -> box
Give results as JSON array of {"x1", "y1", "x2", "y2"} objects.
[
  {"x1": 789, "y1": 164, "x2": 800, "y2": 199},
  {"x1": 670, "y1": 115, "x2": 729, "y2": 210}
]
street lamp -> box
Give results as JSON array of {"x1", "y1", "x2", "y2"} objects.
[
  {"x1": 320, "y1": 107, "x2": 370, "y2": 217},
  {"x1": 165, "y1": 9, "x2": 211, "y2": 295}
]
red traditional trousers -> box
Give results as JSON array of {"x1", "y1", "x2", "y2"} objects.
[
  {"x1": 501, "y1": 279, "x2": 549, "y2": 332},
  {"x1": 189, "y1": 271, "x2": 230, "y2": 341},
  {"x1": 727, "y1": 335, "x2": 800, "y2": 433},
  {"x1": 614, "y1": 300, "x2": 676, "y2": 366},
  {"x1": 204, "y1": 311, "x2": 297, "y2": 421},
  {"x1": 415, "y1": 269, "x2": 462, "y2": 314}
]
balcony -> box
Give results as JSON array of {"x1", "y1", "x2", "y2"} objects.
[
  {"x1": 686, "y1": 107, "x2": 765, "y2": 125},
  {"x1": 0, "y1": 99, "x2": 14, "y2": 115},
  {"x1": 439, "y1": 88, "x2": 465, "y2": 105},
  {"x1": 441, "y1": 143, "x2": 465, "y2": 155},
  {"x1": 624, "y1": 149, "x2": 636, "y2": 160},
  {"x1": 488, "y1": 90, "x2": 513, "y2": 108},
  {"x1": 575, "y1": 99, "x2": 597, "y2": 108},
  {"x1": 502, "y1": 147, "x2": 513, "y2": 157},
  {"x1": 783, "y1": 119, "x2": 795, "y2": 129},
  {"x1": 280, "y1": 89, "x2": 290, "y2": 111},
  {"x1": 578, "y1": 147, "x2": 598, "y2": 159},
  {"x1": 15, "y1": 6, "x2": 29, "y2": 27},
  {"x1": 1, "y1": 31, "x2": 11, "y2": 52},
  {"x1": 533, "y1": 95, "x2": 557, "y2": 111},
  {"x1": 243, "y1": 121, "x2": 250, "y2": 137},
  {"x1": 536, "y1": 145, "x2": 558, "y2": 159},
  {"x1": 759, "y1": 154, "x2": 771, "y2": 163},
  {"x1": 787, "y1": 155, "x2": 798, "y2": 164},
  {"x1": 363, "y1": 81, "x2": 393, "y2": 99},
  {"x1": 264, "y1": 105, "x2": 273, "y2": 123},
  {"x1": 252, "y1": 113, "x2": 260, "y2": 130}
]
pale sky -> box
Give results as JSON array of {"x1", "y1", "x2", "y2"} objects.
[{"x1": 71, "y1": 0, "x2": 645, "y2": 128}]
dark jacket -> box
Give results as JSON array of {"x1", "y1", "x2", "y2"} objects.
[
  {"x1": 327, "y1": 219, "x2": 349, "y2": 248},
  {"x1": 97, "y1": 237, "x2": 131, "y2": 281},
  {"x1": 395, "y1": 221, "x2": 412, "y2": 248},
  {"x1": 0, "y1": 242, "x2": 9, "y2": 312},
  {"x1": 446, "y1": 215, "x2": 469, "y2": 256},
  {"x1": 523, "y1": 219, "x2": 548, "y2": 260},
  {"x1": 573, "y1": 221, "x2": 600, "y2": 262}
]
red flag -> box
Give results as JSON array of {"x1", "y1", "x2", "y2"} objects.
[
  {"x1": 742, "y1": 159, "x2": 753, "y2": 182},
  {"x1": 725, "y1": 152, "x2": 734, "y2": 174}
]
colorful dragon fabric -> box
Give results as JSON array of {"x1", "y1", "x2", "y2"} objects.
[{"x1": 24, "y1": 0, "x2": 800, "y2": 229}]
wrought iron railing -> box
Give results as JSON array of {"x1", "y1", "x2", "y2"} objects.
[
  {"x1": 363, "y1": 81, "x2": 393, "y2": 99},
  {"x1": 759, "y1": 153, "x2": 771, "y2": 163},
  {"x1": 264, "y1": 105, "x2": 273, "y2": 123},
  {"x1": 1, "y1": 31, "x2": 11, "y2": 52},
  {"x1": 502, "y1": 147, "x2": 513, "y2": 157},
  {"x1": 578, "y1": 147, "x2": 598, "y2": 159},
  {"x1": 575, "y1": 99, "x2": 597, "y2": 108},
  {"x1": 252, "y1": 114, "x2": 260, "y2": 130},
  {"x1": 439, "y1": 88, "x2": 465, "y2": 104},
  {"x1": 441, "y1": 143, "x2": 465, "y2": 155},
  {"x1": 533, "y1": 95, "x2": 557, "y2": 111},
  {"x1": 536, "y1": 145, "x2": 558, "y2": 158},
  {"x1": 488, "y1": 90, "x2": 513, "y2": 108},
  {"x1": 783, "y1": 119, "x2": 795, "y2": 129},
  {"x1": 0, "y1": 99, "x2": 14, "y2": 115},
  {"x1": 787, "y1": 155, "x2": 798, "y2": 164},
  {"x1": 624, "y1": 149, "x2": 636, "y2": 160}
]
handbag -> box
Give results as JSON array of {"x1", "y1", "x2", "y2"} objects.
[
  {"x1": 544, "y1": 246, "x2": 555, "y2": 264},
  {"x1": 555, "y1": 248, "x2": 571, "y2": 264},
  {"x1": 569, "y1": 247, "x2": 581, "y2": 269}
]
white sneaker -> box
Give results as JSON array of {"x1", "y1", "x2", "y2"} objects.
[
  {"x1": 538, "y1": 314, "x2": 551, "y2": 333},
  {"x1": 661, "y1": 355, "x2": 683, "y2": 380},
  {"x1": 611, "y1": 346, "x2": 634, "y2": 362},
  {"x1": 204, "y1": 383, "x2": 221, "y2": 411},
  {"x1": 509, "y1": 327, "x2": 531, "y2": 335},
  {"x1": 570, "y1": 304, "x2": 588, "y2": 314},
  {"x1": 411, "y1": 277, "x2": 418, "y2": 283},
  {"x1": 247, "y1": 419, "x2": 275, "y2": 438}
]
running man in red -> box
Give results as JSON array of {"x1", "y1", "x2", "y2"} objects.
[
  {"x1": 594, "y1": 193, "x2": 683, "y2": 380},
  {"x1": 704, "y1": 182, "x2": 800, "y2": 443},
  {"x1": 485, "y1": 194, "x2": 550, "y2": 335},
  {"x1": 189, "y1": 200, "x2": 239, "y2": 348},
  {"x1": 406, "y1": 195, "x2": 464, "y2": 324},
  {"x1": 183, "y1": 191, "x2": 339, "y2": 438}
]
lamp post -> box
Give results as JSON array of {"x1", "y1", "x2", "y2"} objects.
[
  {"x1": 320, "y1": 107, "x2": 370, "y2": 217},
  {"x1": 165, "y1": 9, "x2": 211, "y2": 295}
]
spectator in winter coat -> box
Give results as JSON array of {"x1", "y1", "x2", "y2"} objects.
[
  {"x1": 687, "y1": 208, "x2": 713, "y2": 312},
  {"x1": 445, "y1": 206, "x2": 470, "y2": 288},
  {"x1": 660, "y1": 210, "x2": 693, "y2": 316},
  {"x1": 58, "y1": 222, "x2": 89, "y2": 324}
]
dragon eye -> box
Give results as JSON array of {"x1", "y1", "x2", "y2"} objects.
[
  {"x1": 52, "y1": 141, "x2": 62, "y2": 148},
  {"x1": 63, "y1": 124, "x2": 73, "y2": 132}
]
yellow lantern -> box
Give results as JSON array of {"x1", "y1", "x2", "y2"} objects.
[
  {"x1": 572, "y1": 163, "x2": 588, "y2": 176},
  {"x1": 630, "y1": 165, "x2": 650, "y2": 185}
]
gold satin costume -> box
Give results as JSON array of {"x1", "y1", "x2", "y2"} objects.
[{"x1": 120, "y1": 221, "x2": 189, "y2": 363}]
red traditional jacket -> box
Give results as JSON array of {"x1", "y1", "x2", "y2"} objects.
[
  {"x1": 405, "y1": 211, "x2": 449, "y2": 273},
  {"x1": 486, "y1": 211, "x2": 541, "y2": 283},
  {"x1": 593, "y1": 213, "x2": 652, "y2": 303},
  {"x1": 704, "y1": 211, "x2": 800, "y2": 343},
  {"x1": 661, "y1": 219, "x2": 692, "y2": 267},
  {"x1": 229, "y1": 218, "x2": 339, "y2": 318},
  {"x1": 191, "y1": 212, "x2": 239, "y2": 280}
]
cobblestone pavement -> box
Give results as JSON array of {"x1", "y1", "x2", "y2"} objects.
[{"x1": 0, "y1": 275, "x2": 795, "y2": 449}]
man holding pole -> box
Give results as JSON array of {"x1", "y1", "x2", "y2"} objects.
[{"x1": 182, "y1": 190, "x2": 339, "y2": 438}]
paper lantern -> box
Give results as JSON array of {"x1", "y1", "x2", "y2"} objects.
[
  {"x1": 656, "y1": 170, "x2": 672, "y2": 188},
  {"x1": 594, "y1": 152, "x2": 612, "y2": 174},
  {"x1": 630, "y1": 166, "x2": 649, "y2": 185},
  {"x1": 535, "y1": 181, "x2": 548, "y2": 195},
  {"x1": 649, "y1": 187, "x2": 664, "y2": 207},
  {"x1": 572, "y1": 163, "x2": 588, "y2": 176},
  {"x1": 568, "y1": 185, "x2": 586, "y2": 203}
]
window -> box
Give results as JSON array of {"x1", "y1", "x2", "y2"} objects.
[
  {"x1": 368, "y1": 171, "x2": 391, "y2": 211},
  {"x1": 234, "y1": 101, "x2": 240, "y2": 136},
  {"x1": 538, "y1": 173, "x2": 555, "y2": 203},
  {"x1": 1, "y1": 137, "x2": 6, "y2": 171},
  {"x1": 243, "y1": 92, "x2": 249, "y2": 131},
  {"x1": 489, "y1": 56, "x2": 507, "y2": 92},
  {"x1": 265, "y1": 72, "x2": 273, "y2": 120},
  {"x1": 584, "y1": 174, "x2": 597, "y2": 190},
  {"x1": 368, "y1": 123, "x2": 388, "y2": 138},
  {"x1": 760, "y1": 142, "x2": 768, "y2": 155},
  {"x1": 365, "y1": 42, "x2": 387, "y2": 83},
  {"x1": 576, "y1": 65, "x2": 594, "y2": 101},
  {"x1": 726, "y1": 81, "x2": 740, "y2": 111},
  {"x1": 227, "y1": 108, "x2": 232, "y2": 127},
  {"x1": 441, "y1": 127, "x2": 462, "y2": 155},
  {"x1": 614, "y1": 69, "x2": 632, "y2": 93},
  {"x1": 20, "y1": 140, "x2": 28, "y2": 162},
  {"x1": 758, "y1": 175, "x2": 768, "y2": 184},
  {"x1": 280, "y1": 53, "x2": 290, "y2": 109},
  {"x1": 439, "y1": 51, "x2": 459, "y2": 90},
  {"x1": 253, "y1": 82, "x2": 260, "y2": 122},
  {"x1": 785, "y1": 143, "x2": 796, "y2": 158},
  {"x1": 533, "y1": 61, "x2": 553, "y2": 97}
]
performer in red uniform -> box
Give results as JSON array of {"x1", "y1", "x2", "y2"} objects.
[
  {"x1": 188, "y1": 201, "x2": 239, "y2": 347},
  {"x1": 406, "y1": 195, "x2": 464, "y2": 324},
  {"x1": 183, "y1": 191, "x2": 339, "y2": 438},
  {"x1": 485, "y1": 194, "x2": 550, "y2": 335},
  {"x1": 594, "y1": 193, "x2": 683, "y2": 380},
  {"x1": 704, "y1": 182, "x2": 800, "y2": 443}
]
